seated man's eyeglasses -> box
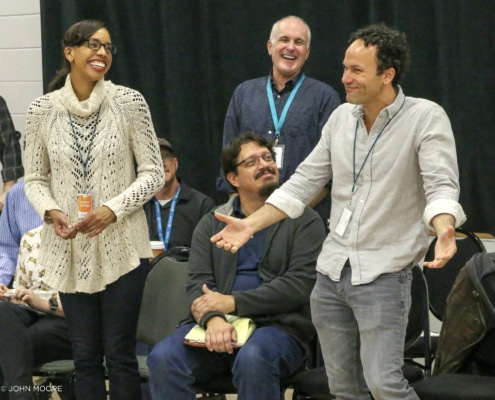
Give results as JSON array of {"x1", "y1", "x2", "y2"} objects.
[
  {"x1": 85, "y1": 38, "x2": 117, "y2": 55},
  {"x1": 235, "y1": 152, "x2": 275, "y2": 168}
]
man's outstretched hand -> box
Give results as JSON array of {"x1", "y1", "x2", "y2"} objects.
[
  {"x1": 210, "y1": 213, "x2": 254, "y2": 253},
  {"x1": 424, "y1": 225, "x2": 457, "y2": 269}
]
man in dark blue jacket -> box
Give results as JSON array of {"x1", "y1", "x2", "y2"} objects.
[{"x1": 218, "y1": 16, "x2": 340, "y2": 229}]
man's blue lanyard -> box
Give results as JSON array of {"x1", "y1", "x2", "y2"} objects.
[
  {"x1": 352, "y1": 97, "x2": 406, "y2": 193},
  {"x1": 68, "y1": 107, "x2": 101, "y2": 190},
  {"x1": 153, "y1": 185, "x2": 181, "y2": 250},
  {"x1": 266, "y1": 73, "x2": 305, "y2": 144}
]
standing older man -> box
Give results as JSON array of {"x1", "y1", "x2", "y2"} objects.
[
  {"x1": 148, "y1": 133, "x2": 325, "y2": 399},
  {"x1": 211, "y1": 24, "x2": 466, "y2": 400},
  {"x1": 218, "y1": 16, "x2": 340, "y2": 229}
]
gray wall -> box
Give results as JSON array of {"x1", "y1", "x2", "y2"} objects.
[{"x1": 0, "y1": 0, "x2": 42, "y2": 192}]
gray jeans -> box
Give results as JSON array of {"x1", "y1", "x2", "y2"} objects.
[{"x1": 311, "y1": 266, "x2": 419, "y2": 400}]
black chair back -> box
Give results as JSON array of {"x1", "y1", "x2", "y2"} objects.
[
  {"x1": 424, "y1": 228, "x2": 486, "y2": 320},
  {"x1": 136, "y1": 257, "x2": 189, "y2": 346},
  {"x1": 404, "y1": 265, "x2": 433, "y2": 375}
]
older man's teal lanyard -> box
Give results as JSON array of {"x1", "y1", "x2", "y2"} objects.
[
  {"x1": 68, "y1": 107, "x2": 101, "y2": 192},
  {"x1": 352, "y1": 97, "x2": 406, "y2": 194},
  {"x1": 266, "y1": 74, "x2": 305, "y2": 145},
  {"x1": 153, "y1": 185, "x2": 181, "y2": 251}
]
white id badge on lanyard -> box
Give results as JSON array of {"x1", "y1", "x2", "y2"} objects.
[
  {"x1": 335, "y1": 207, "x2": 352, "y2": 236},
  {"x1": 274, "y1": 145, "x2": 285, "y2": 169}
]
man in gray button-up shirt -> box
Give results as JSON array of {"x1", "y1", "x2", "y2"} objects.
[{"x1": 211, "y1": 24, "x2": 466, "y2": 400}]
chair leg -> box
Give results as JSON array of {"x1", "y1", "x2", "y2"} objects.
[
  {"x1": 197, "y1": 394, "x2": 227, "y2": 400},
  {"x1": 57, "y1": 373, "x2": 76, "y2": 400}
]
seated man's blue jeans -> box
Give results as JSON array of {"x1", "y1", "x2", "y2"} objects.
[{"x1": 147, "y1": 322, "x2": 305, "y2": 400}]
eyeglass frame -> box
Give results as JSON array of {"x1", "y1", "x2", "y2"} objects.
[
  {"x1": 84, "y1": 38, "x2": 117, "y2": 55},
  {"x1": 234, "y1": 152, "x2": 276, "y2": 169}
]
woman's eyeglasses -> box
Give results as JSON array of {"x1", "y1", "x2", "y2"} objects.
[{"x1": 85, "y1": 38, "x2": 117, "y2": 55}]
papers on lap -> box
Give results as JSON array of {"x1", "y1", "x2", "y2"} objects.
[{"x1": 184, "y1": 315, "x2": 256, "y2": 347}]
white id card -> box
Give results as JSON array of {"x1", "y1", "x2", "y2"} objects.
[
  {"x1": 335, "y1": 207, "x2": 352, "y2": 236},
  {"x1": 273, "y1": 145, "x2": 285, "y2": 169}
]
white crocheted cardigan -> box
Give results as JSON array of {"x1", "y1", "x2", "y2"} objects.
[{"x1": 24, "y1": 75, "x2": 165, "y2": 293}]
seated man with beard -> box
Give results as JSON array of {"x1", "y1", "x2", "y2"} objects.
[{"x1": 147, "y1": 132, "x2": 326, "y2": 400}]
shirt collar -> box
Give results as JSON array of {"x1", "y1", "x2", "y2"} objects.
[
  {"x1": 232, "y1": 195, "x2": 245, "y2": 219},
  {"x1": 269, "y1": 70, "x2": 304, "y2": 94}
]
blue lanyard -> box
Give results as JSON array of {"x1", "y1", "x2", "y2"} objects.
[
  {"x1": 352, "y1": 98, "x2": 406, "y2": 193},
  {"x1": 266, "y1": 73, "x2": 305, "y2": 143},
  {"x1": 68, "y1": 107, "x2": 101, "y2": 189},
  {"x1": 153, "y1": 185, "x2": 181, "y2": 250}
]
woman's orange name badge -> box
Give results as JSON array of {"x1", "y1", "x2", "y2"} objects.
[{"x1": 77, "y1": 194, "x2": 93, "y2": 219}]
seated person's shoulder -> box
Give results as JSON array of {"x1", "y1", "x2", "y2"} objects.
[
  {"x1": 180, "y1": 183, "x2": 215, "y2": 212},
  {"x1": 21, "y1": 225, "x2": 43, "y2": 244},
  {"x1": 190, "y1": 188, "x2": 215, "y2": 205},
  {"x1": 289, "y1": 206, "x2": 327, "y2": 238},
  {"x1": 300, "y1": 205, "x2": 325, "y2": 224},
  {"x1": 18, "y1": 226, "x2": 43, "y2": 264},
  {"x1": 7, "y1": 180, "x2": 25, "y2": 197}
]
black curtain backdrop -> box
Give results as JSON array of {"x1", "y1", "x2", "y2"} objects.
[{"x1": 40, "y1": 0, "x2": 495, "y2": 234}]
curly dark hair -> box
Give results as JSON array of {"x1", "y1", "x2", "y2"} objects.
[
  {"x1": 221, "y1": 132, "x2": 276, "y2": 178},
  {"x1": 349, "y1": 23, "x2": 410, "y2": 87}
]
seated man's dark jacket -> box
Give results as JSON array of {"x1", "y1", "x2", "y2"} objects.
[
  {"x1": 434, "y1": 252, "x2": 495, "y2": 375},
  {"x1": 183, "y1": 195, "x2": 326, "y2": 351}
]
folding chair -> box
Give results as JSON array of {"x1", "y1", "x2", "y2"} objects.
[
  {"x1": 424, "y1": 227, "x2": 486, "y2": 320},
  {"x1": 136, "y1": 256, "x2": 246, "y2": 399},
  {"x1": 136, "y1": 256, "x2": 190, "y2": 346},
  {"x1": 412, "y1": 374, "x2": 495, "y2": 400},
  {"x1": 406, "y1": 228, "x2": 487, "y2": 364},
  {"x1": 32, "y1": 359, "x2": 76, "y2": 400}
]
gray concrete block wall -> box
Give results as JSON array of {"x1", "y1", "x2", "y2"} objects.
[{"x1": 0, "y1": 0, "x2": 42, "y2": 191}]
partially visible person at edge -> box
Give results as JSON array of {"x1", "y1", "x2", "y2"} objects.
[
  {"x1": 0, "y1": 180, "x2": 42, "y2": 287},
  {"x1": 210, "y1": 23, "x2": 466, "y2": 400},
  {"x1": 0, "y1": 226, "x2": 72, "y2": 400},
  {"x1": 0, "y1": 95, "x2": 24, "y2": 212},
  {"x1": 218, "y1": 15, "x2": 340, "y2": 229},
  {"x1": 23, "y1": 19, "x2": 164, "y2": 400},
  {"x1": 147, "y1": 132, "x2": 325, "y2": 399},
  {"x1": 144, "y1": 137, "x2": 215, "y2": 250}
]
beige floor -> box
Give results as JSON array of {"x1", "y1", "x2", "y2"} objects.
[
  {"x1": 225, "y1": 391, "x2": 293, "y2": 399},
  {"x1": 46, "y1": 385, "x2": 294, "y2": 399},
  {"x1": 44, "y1": 380, "x2": 294, "y2": 399}
]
